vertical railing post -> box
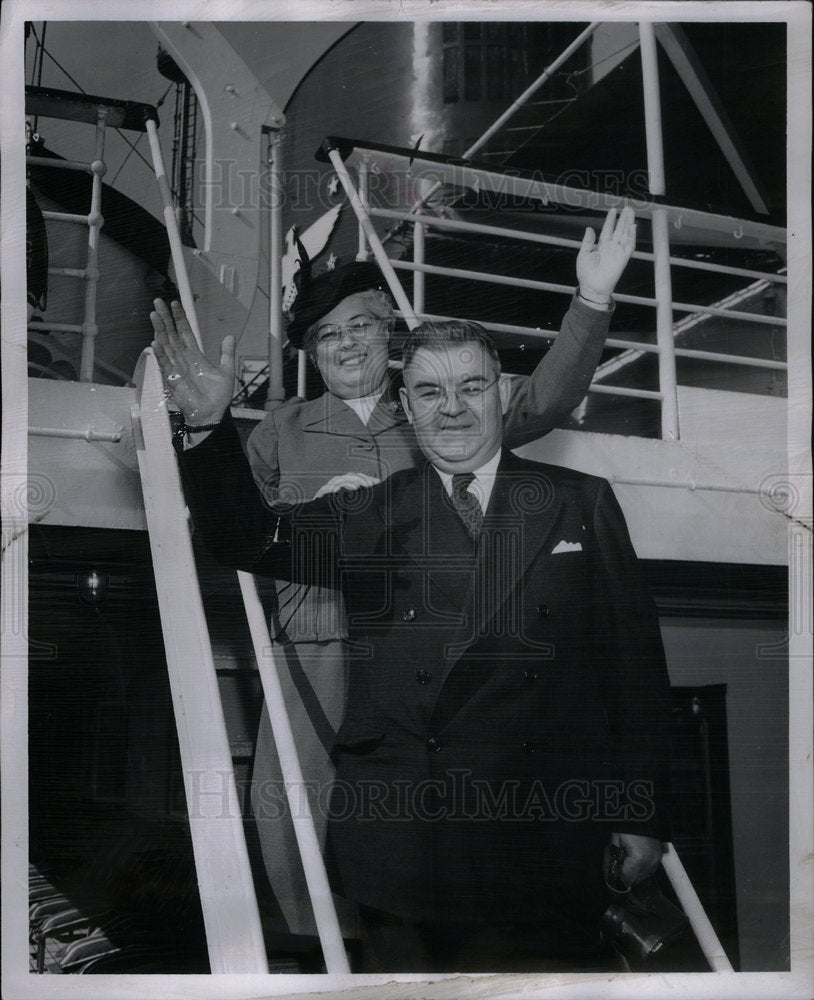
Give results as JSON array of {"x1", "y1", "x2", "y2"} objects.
[
  {"x1": 296, "y1": 350, "x2": 307, "y2": 399},
  {"x1": 413, "y1": 221, "x2": 425, "y2": 316},
  {"x1": 79, "y1": 107, "x2": 106, "y2": 382},
  {"x1": 356, "y1": 157, "x2": 370, "y2": 261},
  {"x1": 265, "y1": 127, "x2": 285, "y2": 408},
  {"x1": 144, "y1": 115, "x2": 203, "y2": 348},
  {"x1": 639, "y1": 20, "x2": 679, "y2": 440},
  {"x1": 327, "y1": 146, "x2": 420, "y2": 329}
]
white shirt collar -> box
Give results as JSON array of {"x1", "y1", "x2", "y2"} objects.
[
  {"x1": 343, "y1": 390, "x2": 384, "y2": 426},
  {"x1": 434, "y1": 449, "x2": 502, "y2": 514}
]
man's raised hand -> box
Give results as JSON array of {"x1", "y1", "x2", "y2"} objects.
[
  {"x1": 576, "y1": 206, "x2": 637, "y2": 305},
  {"x1": 150, "y1": 299, "x2": 235, "y2": 426}
]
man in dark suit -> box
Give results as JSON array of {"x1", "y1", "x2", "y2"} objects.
[
  {"x1": 174, "y1": 318, "x2": 673, "y2": 973},
  {"x1": 151, "y1": 207, "x2": 638, "y2": 939}
]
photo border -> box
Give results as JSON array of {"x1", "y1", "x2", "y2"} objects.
[{"x1": 2, "y1": 2, "x2": 811, "y2": 998}]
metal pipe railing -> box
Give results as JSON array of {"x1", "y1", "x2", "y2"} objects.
[
  {"x1": 28, "y1": 320, "x2": 84, "y2": 334},
  {"x1": 356, "y1": 156, "x2": 371, "y2": 261},
  {"x1": 583, "y1": 383, "x2": 663, "y2": 401},
  {"x1": 27, "y1": 156, "x2": 93, "y2": 173},
  {"x1": 48, "y1": 266, "x2": 86, "y2": 279},
  {"x1": 394, "y1": 309, "x2": 660, "y2": 350},
  {"x1": 412, "y1": 220, "x2": 425, "y2": 315},
  {"x1": 370, "y1": 207, "x2": 787, "y2": 286},
  {"x1": 391, "y1": 259, "x2": 786, "y2": 327},
  {"x1": 145, "y1": 116, "x2": 202, "y2": 349},
  {"x1": 393, "y1": 305, "x2": 786, "y2": 362},
  {"x1": 296, "y1": 351, "x2": 307, "y2": 399},
  {"x1": 673, "y1": 347, "x2": 786, "y2": 370},
  {"x1": 41, "y1": 210, "x2": 91, "y2": 226},
  {"x1": 265, "y1": 127, "x2": 285, "y2": 408},
  {"x1": 640, "y1": 21, "x2": 679, "y2": 439},
  {"x1": 352, "y1": 143, "x2": 786, "y2": 246},
  {"x1": 79, "y1": 107, "x2": 107, "y2": 382},
  {"x1": 34, "y1": 112, "x2": 110, "y2": 385},
  {"x1": 328, "y1": 146, "x2": 420, "y2": 328},
  {"x1": 28, "y1": 425, "x2": 123, "y2": 443}
]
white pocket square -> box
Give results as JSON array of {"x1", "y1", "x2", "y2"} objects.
[{"x1": 551, "y1": 540, "x2": 582, "y2": 554}]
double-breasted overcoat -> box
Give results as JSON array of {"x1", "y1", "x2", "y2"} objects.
[{"x1": 180, "y1": 421, "x2": 673, "y2": 929}]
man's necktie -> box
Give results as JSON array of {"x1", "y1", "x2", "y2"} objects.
[{"x1": 451, "y1": 472, "x2": 483, "y2": 540}]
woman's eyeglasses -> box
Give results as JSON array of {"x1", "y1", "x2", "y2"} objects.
[{"x1": 314, "y1": 316, "x2": 384, "y2": 346}]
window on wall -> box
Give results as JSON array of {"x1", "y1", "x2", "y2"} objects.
[{"x1": 441, "y1": 22, "x2": 588, "y2": 105}]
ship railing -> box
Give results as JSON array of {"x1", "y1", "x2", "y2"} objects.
[
  {"x1": 320, "y1": 135, "x2": 787, "y2": 442},
  {"x1": 25, "y1": 86, "x2": 157, "y2": 384}
]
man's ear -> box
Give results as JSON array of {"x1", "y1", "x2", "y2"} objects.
[
  {"x1": 497, "y1": 373, "x2": 513, "y2": 414},
  {"x1": 399, "y1": 386, "x2": 414, "y2": 423}
]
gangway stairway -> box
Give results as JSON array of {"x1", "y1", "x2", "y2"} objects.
[
  {"x1": 24, "y1": 84, "x2": 737, "y2": 977},
  {"x1": 132, "y1": 173, "x2": 735, "y2": 976},
  {"x1": 132, "y1": 262, "x2": 734, "y2": 977}
]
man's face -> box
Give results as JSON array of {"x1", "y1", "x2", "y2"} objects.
[
  {"x1": 311, "y1": 293, "x2": 391, "y2": 399},
  {"x1": 400, "y1": 341, "x2": 511, "y2": 474}
]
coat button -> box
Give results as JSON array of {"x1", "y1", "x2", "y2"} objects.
[
  {"x1": 415, "y1": 669, "x2": 432, "y2": 685},
  {"x1": 536, "y1": 603, "x2": 550, "y2": 617},
  {"x1": 521, "y1": 742, "x2": 536, "y2": 754},
  {"x1": 427, "y1": 737, "x2": 443, "y2": 752},
  {"x1": 359, "y1": 442, "x2": 374, "y2": 451},
  {"x1": 402, "y1": 608, "x2": 417, "y2": 622},
  {"x1": 524, "y1": 668, "x2": 540, "y2": 681}
]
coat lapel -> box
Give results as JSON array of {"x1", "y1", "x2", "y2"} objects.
[
  {"x1": 303, "y1": 372, "x2": 408, "y2": 439},
  {"x1": 366, "y1": 372, "x2": 408, "y2": 435},
  {"x1": 302, "y1": 391, "x2": 365, "y2": 438},
  {"x1": 436, "y1": 451, "x2": 566, "y2": 686}
]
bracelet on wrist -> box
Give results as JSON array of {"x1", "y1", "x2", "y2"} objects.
[
  {"x1": 171, "y1": 413, "x2": 223, "y2": 446},
  {"x1": 185, "y1": 419, "x2": 223, "y2": 433},
  {"x1": 577, "y1": 287, "x2": 611, "y2": 307}
]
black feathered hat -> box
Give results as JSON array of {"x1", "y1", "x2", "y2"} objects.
[{"x1": 286, "y1": 257, "x2": 389, "y2": 349}]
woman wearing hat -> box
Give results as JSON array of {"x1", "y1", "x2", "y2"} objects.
[{"x1": 151, "y1": 206, "x2": 637, "y2": 939}]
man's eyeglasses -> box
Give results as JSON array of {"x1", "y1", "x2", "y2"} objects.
[
  {"x1": 407, "y1": 376, "x2": 500, "y2": 408},
  {"x1": 314, "y1": 316, "x2": 384, "y2": 346}
]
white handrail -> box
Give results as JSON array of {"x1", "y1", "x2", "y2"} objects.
[
  {"x1": 145, "y1": 117, "x2": 202, "y2": 348},
  {"x1": 370, "y1": 206, "x2": 787, "y2": 285},
  {"x1": 328, "y1": 146, "x2": 420, "y2": 329},
  {"x1": 145, "y1": 109, "x2": 350, "y2": 974},
  {"x1": 78, "y1": 108, "x2": 106, "y2": 382},
  {"x1": 391, "y1": 258, "x2": 786, "y2": 327},
  {"x1": 237, "y1": 573, "x2": 351, "y2": 974},
  {"x1": 342, "y1": 141, "x2": 787, "y2": 245},
  {"x1": 662, "y1": 843, "x2": 734, "y2": 971},
  {"x1": 132, "y1": 351, "x2": 268, "y2": 973}
]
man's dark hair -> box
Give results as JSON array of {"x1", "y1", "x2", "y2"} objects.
[{"x1": 402, "y1": 319, "x2": 501, "y2": 373}]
